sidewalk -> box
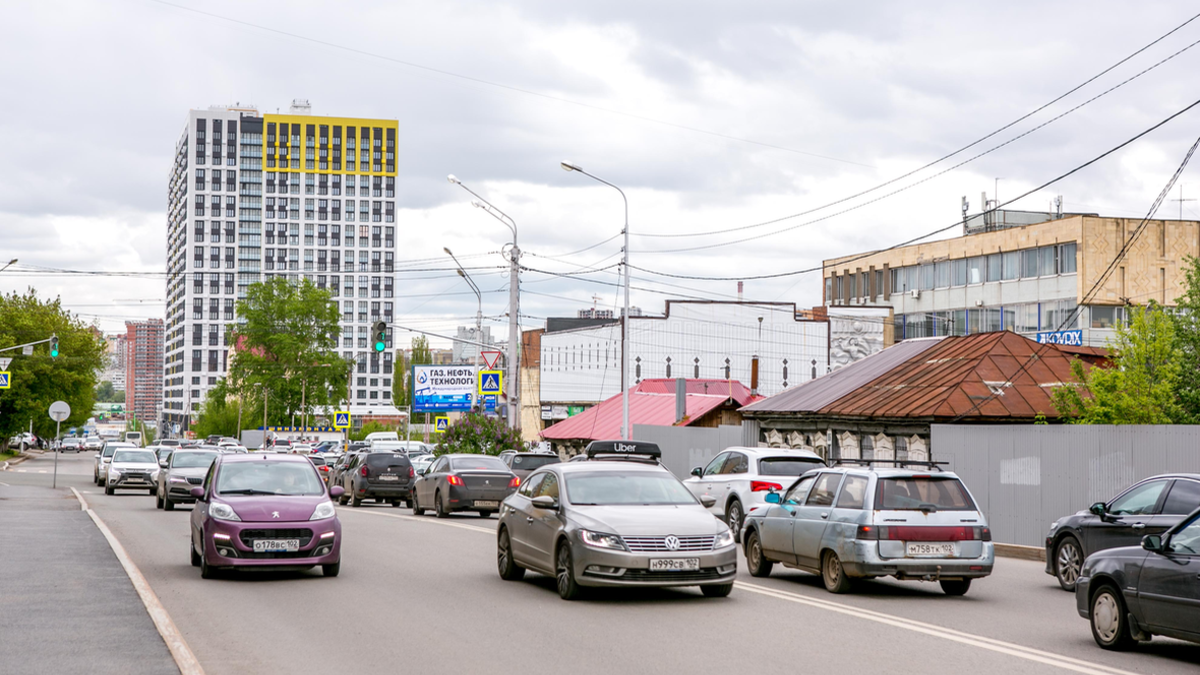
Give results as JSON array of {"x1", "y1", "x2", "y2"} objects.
[{"x1": 0, "y1": 485, "x2": 180, "y2": 675}]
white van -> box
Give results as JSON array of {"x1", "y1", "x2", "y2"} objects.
[
  {"x1": 363, "y1": 431, "x2": 400, "y2": 443},
  {"x1": 122, "y1": 431, "x2": 143, "y2": 447},
  {"x1": 369, "y1": 440, "x2": 432, "y2": 456}
]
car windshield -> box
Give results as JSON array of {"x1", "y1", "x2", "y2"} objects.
[
  {"x1": 758, "y1": 458, "x2": 824, "y2": 476},
  {"x1": 876, "y1": 476, "x2": 976, "y2": 511},
  {"x1": 113, "y1": 450, "x2": 156, "y2": 464},
  {"x1": 450, "y1": 456, "x2": 508, "y2": 472},
  {"x1": 172, "y1": 452, "x2": 217, "y2": 469},
  {"x1": 156, "y1": 448, "x2": 173, "y2": 460},
  {"x1": 512, "y1": 455, "x2": 561, "y2": 470},
  {"x1": 566, "y1": 472, "x2": 697, "y2": 506},
  {"x1": 216, "y1": 461, "x2": 325, "y2": 496}
]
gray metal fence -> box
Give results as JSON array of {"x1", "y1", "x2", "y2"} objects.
[
  {"x1": 632, "y1": 424, "x2": 749, "y2": 479},
  {"x1": 932, "y1": 425, "x2": 1200, "y2": 547}
]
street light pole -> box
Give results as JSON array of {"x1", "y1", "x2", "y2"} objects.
[
  {"x1": 447, "y1": 175, "x2": 521, "y2": 430},
  {"x1": 445, "y1": 247, "x2": 483, "y2": 411},
  {"x1": 560, "y1": 161, "x2": 631, "y2": 440}
]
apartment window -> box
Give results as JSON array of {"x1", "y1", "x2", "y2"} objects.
[
  {"x1": 193, "y1": 272, "x2": 204, "y2": 294},
  {"x1": 226, "y1": 171, "x2": 236, "y2": 191},
  {"x1": 917, "y1": 264, "x2": 934, "y2": 291},
  {"x1": 385, "y1": 176, "x2": 395, "y2": 198},
  {"x1": 209, "y1": 298, "x2": 219, "y2": 319},
  {"x1": 1058, "y1": 242, "x2": 1078, "y2": 274},
  {"x1": 332, "y1": 175, "x2": 341, "y2": 196},
  {"x1": 1089, "y1": 305, "x2": 1127, "y2": 328},
  {"x1": 344, "y1": 175, "x2": 355, "y2": 196},
  {"x1": 209, "y1": 273, "x2": 219, "y2": 293},
  {"x1": 1039, "y1": 246, "x2": 1056, "y2": 277},
  {"x1": 934, "y1": 261, "x2": 950, "y2": 288},
  {"x1": 967, "y1": 257, "x2": 985, "y2": 284},
  {"x1": 224, "y1": 298, "x2": 234, "y2": 320},
  {"x1": 986, "y1": 253, "x2": 1001, "y2": 282},
  {"x1": 1021, "y1": 249, "x2": 1038, "y2": 278}
]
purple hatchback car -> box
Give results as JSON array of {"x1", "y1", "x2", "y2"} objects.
[{"x1": 189, "y1": 453, "x2": 345, "y2": 578}]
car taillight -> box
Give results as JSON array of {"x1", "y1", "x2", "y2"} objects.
[
  {"x1": 877, "y1": 526, "x2": 982, "y2": 541},
  {"x1": 359, "y1": 465, "x2": 368, "y2": 477},
  {"x1": 750, "y1": 481, "x2": 783, "y2": 492},
  {"x1": 408, "y1": 467, "x2": 415, "y2": 478},
  {"x1": 509, "y1": 476, "x2": 520, "y2": 488},
  {"x1": 978, "y1": 527, "x2": 991, "y2": 542},
  {"x1": 447, "y1": 475, "x2": 464, "y2": 486},
  {"x1": 856, "y1": 525, "x2": 879, "y2": 540}
]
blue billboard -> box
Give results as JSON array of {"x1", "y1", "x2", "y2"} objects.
[
  {"x1": 412, "y1": 365, "x2": 476, "y2": 413},
  {"x1": 1036, "y1": 329, "x2": 1084, "y2": 346}
]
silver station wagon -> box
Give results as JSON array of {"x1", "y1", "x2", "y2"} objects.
[{"x1": 741, "y1": 462, "x2": 994, "y2": 595}]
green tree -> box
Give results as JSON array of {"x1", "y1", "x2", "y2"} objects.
[
  {"x1": 191, "y1": 378, "x2": 245, "y2": 439},
  {"x1": 95, "y1": 380, "x2": 116, "y2": 402},
  {"x1": 227, "y1": 278, "x2": 345, "y2": 427},
  {"x1": 114, "y1": 389, "x2": 125, "y2": 404},
  {"x1": 349, "y1": 421, "x2": 397, "y2": 442},
  {"x1": 1172, "y1": 255, "x2": 1200, "y2": 422},
  {"x1": 437, "y1": 412, "x2": 522, "y2": 456},
  {"x1": 396, "y1": 336, "x2": 433, "y2": 424},
  {"x1": 0, "y1": 289, "x2": 105, "y2": 439},
  {"x1": 1052, "y1": 302, "x2": 1182, "y2": 424}
]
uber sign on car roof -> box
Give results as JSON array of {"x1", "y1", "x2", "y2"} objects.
[{"x1": 584, "y1": 440, "x2": 662, "y2": 458}]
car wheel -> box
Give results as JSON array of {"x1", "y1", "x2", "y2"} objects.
[
  {"x1": 350, "y1": 492, "x2": 363, "y2": 508},
  {"x1": 435, "y1": 490, "x2": 448, "y2": 518},
  {"x1": 190, "y1": 541, "x2": 200, "y2": 568},
  {"x1": 322, "y1": 562, "x2": 340, "y2": 578},
  {"x1": 1091, "y1": 584, "x2": 1136, "y2": 650},
  {"x1": 701, "y1": 583, "x2": 733, "y2": 598},
  {"x1": 821, "y1": 550, "x2": 853, "y2": 594},
  {"x1": 745, "y1": 530, "x2": 773, "y2": 578},
  {"x1": 155, "y1": 490, "x2": 163, "y2": 509},
  {"x1": 478, "y1": 510, "x2": 492, "y2": 518},
  {"x1": 940, "y1": 579, "x2": 971, "y2": 596},
  {"x1": 148, "y1": 488, "x2": 156, "y2": 496},
  {"x1": 412, "y1": 493, "x2": 425, "y2": 516},
  {"x1": 555, "y1": 542, "x2": 583, "y2": 600},
  {"x1": 338, "y1": 492, "x2": 349, "y2": 506},
  {"x1": 164, "y1": 498, "x2": 175, "y2": 512},
  {"x1": 105, "y1": 485, "x2": 114, "y2": 496},
  {"x1": 1055, "y1": 536, "x2": 1083, "y2": 591},
  {"x1": 725, "y1": 500, "x2": 744, "y2": 544},
  {"x1": 392, "y1": 500, "x2": 402, "y2": 508},
  {"x1": 497, "y1": 528, "x2": 525, "y2": 581},
  {"x1": 199, "y1": 544, "x2": 217, "y2": 579}
]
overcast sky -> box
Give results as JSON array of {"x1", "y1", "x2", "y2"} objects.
[{"x1": 2, "y1": 0, "x2": 1199, "y2": 346}]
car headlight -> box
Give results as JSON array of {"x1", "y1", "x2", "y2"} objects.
[
  {"x1": 1049, "y1": 520, "x2": 1060, "y2": 532},
  {"x1": 209, "y1": 503, "x2": 242, "y2": 521},
  {"x1": 108, "y1": 468, "x2": 121, "y2": 477},
  {"x1": 310, "y1": 501, "x2": 336, "y2": 521},
  {"x1": 714, "y1": 528, "x2": 735, "y2": 549},
  {"x1": 580, "y1": 529, "x2": 626, "y2": 551},
  {"x1": 170, "y1": 476, "x2": 189, "y2": 484}
]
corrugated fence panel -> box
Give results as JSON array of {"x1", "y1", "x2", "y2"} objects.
[
  {"x1": 933, "y1": 425, "x2": 1200, "y2": 547},
  {"x1": 632, "y1": 424, "x2": 748, "y2": 479}
]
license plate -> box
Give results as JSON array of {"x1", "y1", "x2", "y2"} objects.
[
  {"x1": 474, "y1": 500, "x2": 499, "y2": 508},
  {"x1": 649, "y1": 558, "x2": 700, "y2": 571},
  {"x1": 253, "y1": 539, "x2": 300, "y2": 553},
  {"x1": 906, "y1": 542, "x2": 955, "y2": 557},
  {"x1": 378, "y1": 474, "x2": 399, "y2": 481}
]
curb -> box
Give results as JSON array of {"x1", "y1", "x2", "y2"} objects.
[{"x1": 995, "y1": 542, "x2": 1045, "y2": 562}]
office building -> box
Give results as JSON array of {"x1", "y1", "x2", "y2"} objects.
[
  {"x1": 163, "y1": 101, "x2": 401, "y2": 433},
  {"x1": 125, "y1": 320, "x2": 164, "y2": 426}
]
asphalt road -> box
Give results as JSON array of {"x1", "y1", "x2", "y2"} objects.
[{"x1": 6, "y1": 451, "x2": 1200, "y2": 675}]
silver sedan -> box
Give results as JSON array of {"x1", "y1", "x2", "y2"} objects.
[{"x1": 496, "y1": 453, "x2": 737, "y2": 600}]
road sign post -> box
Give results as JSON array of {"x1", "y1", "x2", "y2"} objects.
[{"x1": 48, "y1": 401, "x2": 71, "y2": 489}]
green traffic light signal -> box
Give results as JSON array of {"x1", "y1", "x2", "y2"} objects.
[
  {"x1": 372, "y1": 321, "x2": 387, "y2": 353},
  {"x1": 50, "y1": 334, "x2": 59, "y2": 359}
]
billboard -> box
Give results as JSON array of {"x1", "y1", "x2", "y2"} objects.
[
  {"x1": 1036, "y1": 329, "x2": 1084, "y2": 346},
  {"x1": 412, "y1": 365, "x2": 477, "y2": 413}
]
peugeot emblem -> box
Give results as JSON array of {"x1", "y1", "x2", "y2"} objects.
[
  {"x1": 272, "y1": 511, "x2": 280, "y2": 519},
  {"x1": 664, "y1": 535, "x2": 681, "y2": 551}
]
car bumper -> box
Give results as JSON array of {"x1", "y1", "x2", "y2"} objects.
[
  {"x1": 446, "y1": 485, "x2": 516, "y2": 510},
  {"x1": 107, "y1": 474, "x2": 157, "y2": 489},
  {"x1": 203, "y1": 519, "x2": 342, "y2": 569},
  {"x1": 1075, "y1": 574, "x2": 1093, "y2": 618},
  {"x1": 569, "y1": 540, "x2": 739, "y2": 588},
  {"x1": 1044, "y1": 536, "x2": 1057, "y2": 576},
  {"x1": 166, "y1": 482, "x2": 203, "y2": 502},
  {"x1": 355, "y1": 481, "x2": 413, "y2": 498},
  {"x1": 841, "y1": 541, "x2": 995, "y2": 580}
]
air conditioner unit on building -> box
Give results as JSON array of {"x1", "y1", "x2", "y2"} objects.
[
  {"x1": 909, "y1": 289, "x2": 920, "y2": 299},
  {"x1": 975, "y1": 299, "x2": 984, "y2": 307}
]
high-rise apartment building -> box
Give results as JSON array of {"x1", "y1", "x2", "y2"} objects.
[
  {"x1": 125, "y1": 320, "x2": 164, "y2": 425},
  {"x1": 163, "y1": 102, "x2": 401, "y2": 434}
]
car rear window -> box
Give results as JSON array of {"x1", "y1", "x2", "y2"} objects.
[
  {"x1": 113, "y1": 450, "x2": 156, "y2": 464},
  {"x1": 309, "y1": 456, "x2": 326, "y2": 466},
  {"x1": 758, "y1": 458, "x2": 824, "y2": 476},
  {"x1": 366, "y1": 453, "x2": 411, "y2": 468},
  {"x1": 450, "y1": 456, "x2": 508, "y2": 471},
  {"x1": 876, "y1": 477, "x2": 976, "y2": 511},
  {"x1": 511, "y1": 455, "x2": 561, "y2": 470}
]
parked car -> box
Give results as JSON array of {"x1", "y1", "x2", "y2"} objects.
[
  {"x1": 309, "y1": 454, "x2": 333, "y2": 484},
  {"x1": 7, "y1": 432, "x2": 37, "y2": 450},
  {"x1": 189, "y1": 453, "x2": 344, "y2": 578},
  {"x1": 156, "y1": 449, "x2": 218, "y2": 510},
  {"x1": 94, "y1": 442, "x2": 134, "y2": 486},
  {"x1": 291, "y1": 444, "x2": 314, "y2": 455},
  {"x1": 327, "y1": 451, "x2": 361, "y2": 490},
  {"x1": 105, "y1": 449, "x2": 161, "y2": 496},
  {"x1": 339, "y1": 452, "x2": 415, "y2": 508},
  {"x1": 502, "y1": 452, "x2": 562, "y2": 483},
  {"x1": 363, "y1": 431, "x2": 400, "y2": 443},
  {"x1": 410, "y1": 454, "x2": 436, "y2": 477},
  {"x1": 684, "y1": 447, "x2": 826, "y2": 542},
  {"x1": 158, "y1": 439, "x2": 184, "y2": 448},
  {"x1": 84, "y1": 436, "x2": 105, "y2": 451},
  {"x1": 496, "y1": 440, "x2": 737, "y2": 600},
  {"x1": 741, "y1": 462, "x2": 994, "y2": 595},
  {"x1": 1046, "y1": 473, "x2": 1200, "y2": 591},
  {"x1": 59, "y1": 437, "x2": 83, "y2": 453},
  {"x1": 1075, "y1": 506, "x2": 1200, "y2": 649},
  {"x1": 412, "y1": 454, "x2": 518, "y2": 518}
]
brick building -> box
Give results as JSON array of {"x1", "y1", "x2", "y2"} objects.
[{"x1": 125, "y1": 319, "x2": 164, "y2": 428}]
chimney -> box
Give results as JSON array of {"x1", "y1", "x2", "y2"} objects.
[
  {"x1": 750, "y1": 356, "x2": 760, "y2": 396},
  {"x1": 675, "y1": 377, "x2": 687, "y2": 424},
  {"x1": 737, "y1": 281, "x2": 744, "y2": 301}
]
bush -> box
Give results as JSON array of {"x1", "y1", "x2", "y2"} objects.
[{"x1": 437, "y1": 413, "x2": 521, "y2": 456}]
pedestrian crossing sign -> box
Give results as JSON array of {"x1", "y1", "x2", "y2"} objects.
[
  {"x1": 333, "y1": 411, "x2": 351, "y2": 430},
  {"x1": 478, "y1": 370, "x2": 503, "y2": 396},
  {"x1": 0, "y1": 371, "x2": 9, "y2": 389},
  {"x1": 434, "y1": 416, "x2": 449, "y2": 433}
]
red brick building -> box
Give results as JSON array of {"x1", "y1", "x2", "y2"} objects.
[{"x1": 125, "y1": 319, "x2": 164, "y2": 428}]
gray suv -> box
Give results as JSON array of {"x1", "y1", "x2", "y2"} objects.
[
  {"x1": 156, "y1": 450, "x2": 218, "y2": 510},
  {"x1": 742, "y1": 461, "x2": 994, "y2": 595}
]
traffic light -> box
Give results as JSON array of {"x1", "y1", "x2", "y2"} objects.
[
  {"x1": 372, "y1": 321, "x2": 387, "y2": 353},
  {"x1": 49, "y1": 334, "x2": 59, "y2": 359}
]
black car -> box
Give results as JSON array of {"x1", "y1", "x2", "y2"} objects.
[
  {"x1": 1046, "y1": 474, "x2": 1200, "y2": 591},
  {"x1": 502, "y1": 452, "x2": 561, "y2": 482},
  {"x1": 339, "y1": 452, "x2": 414, "y2": 508},
  {"x1": 1076, "y1": 506, "x2": 1200, "y2": 650},
  {"x1": 412, "y1": 454, "x2": 518, "y2": 518}
]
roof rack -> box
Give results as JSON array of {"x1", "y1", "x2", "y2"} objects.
[{"x1": 831, "y1": 459, "x2": 949, "y2": 472}]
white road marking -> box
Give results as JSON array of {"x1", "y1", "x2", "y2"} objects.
[
  {"x1": 37, "y1": 470, "x2": 47, "y2": 473},
  {"x1": 337, "y1": 507, "x2": 495, "y2": 534},
  {"x1": 0, "y1": 481, "x2": 9, "y2": 486},
  {"x1": 73, "y1": 489, "x2": 206, "y2": 675},
  {"x1": 17, "y1": 469, "x2": 27, "y2": 472}
]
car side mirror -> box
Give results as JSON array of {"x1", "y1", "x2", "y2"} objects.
[
  {"x1": 690, "y1": 467, "x2": 703, "y2": 477},
  {"x1": 1141, "y1": 534, "x2": 1164, "y2": 553},
  {"x1": 531, "y1": 495, "x2": 558, "y2": 510},
  {"x1": 700, "y1": 495, "x2": 717, "y2": 508},
  {"x1": 189, "y1": 487, "x2": 206, "y2": 500},
  {"x1": 764, "y1": 492, "x2": 781, "y2": 504},
  {"x1": 159, "y1": 460, "x2": 169, "y2": 468},
  {"x1": 330, "y1": 485, "x2": 345, "y2": 498},
  {"x1": 1088, "y1": 502, "x2": 1107, "y2": 517}
]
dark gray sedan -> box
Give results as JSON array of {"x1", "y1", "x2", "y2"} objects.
[{"x1": 412, "y1": 454, "x2": 517, "y2": 518}]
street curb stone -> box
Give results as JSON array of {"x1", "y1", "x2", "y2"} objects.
[{"x1": 994, "y1": 542, "x2": 1045, "y2": 562}]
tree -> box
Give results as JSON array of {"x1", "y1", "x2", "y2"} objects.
[
  {"x1": 437, "y1": 412, "x2": 522, "y2": 456},
  {"x1": 95, "y1": 380, "x2": 116, "y2": 402},
  {"x1": 191, "y1": 378, "x2": 244, "y2": 439},
  {"x1": 227, "y1": 278, "x2": 345, "y2": 427},
  {"x1": 0, "y1": 289, "x2": 105, "y2": 438},
  {"x1": 395, "y1": 336, "x2": 433, "y2": 424},
  {"x1": 349, "y1": 421, "x2": 397, "y2": 442},
  {"x1": 1052, "y1": 302, "x2": 1181, "y2": 424},
  {"x1": 1172, "y1": 255, "x2": 1200, "y2": 422}
]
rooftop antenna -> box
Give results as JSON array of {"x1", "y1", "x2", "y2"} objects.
[
  {"x1": 1054, "y1": 195, "x2": 1063, "y2": 219},
  {"x1": 1170, "y1": 184, "x2": 1196, "y2": 220}
]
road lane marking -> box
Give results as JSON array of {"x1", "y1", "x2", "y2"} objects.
[
  {"x1": 734, "y1": 582, "x2": 1137, "y2": 675},
  {"x1": 0, "y1": 481, "x2": 8, "y2": 486},
  {"x1": 17, "y1": 469, "x2": 26, "y2": 472},
  {"x1": 337, "y1": 507, "x2": 495, "y2": 534},
  {"x1": 73, "y1": 489, "x2": 206, "y2": 675}
]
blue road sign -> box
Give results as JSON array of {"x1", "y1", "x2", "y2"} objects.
[
  {"x1": 478, "y1": 370, "x2": 502, "y2": 396},
  {"x1": 333, "y1": 411, "x2": 351, "y2": 429},
  {"x1": 434, "y1": 416, "x2": 449, "y2": 433},
  {"x1": 0, "y1": 372, "x2": 9, "y2": 389}
]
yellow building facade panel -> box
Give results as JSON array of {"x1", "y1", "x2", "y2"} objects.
[{"x1": 262, "y1": 113, "x2": 398, "y2": 176}]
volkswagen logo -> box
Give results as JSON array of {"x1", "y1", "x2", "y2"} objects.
[
  {"x1": 272, "y1": 511, "x2": 280, "y2": 519},
  {"x1": 664, "y1": 535, "x2": 681, "y2": 551}
]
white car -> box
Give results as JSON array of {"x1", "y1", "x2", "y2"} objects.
[
  {"x1": 683, "y1": 447, "x2": 826, "y2": 541},
  {"x1": 95, "y1": 442, "x2": 137, "y2": 485},
  {"x1": 105, "y1": 448, "x2": 161, "y2": 495}
]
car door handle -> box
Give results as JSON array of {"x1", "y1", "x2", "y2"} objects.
[
  {"x1": 1132, "y1": 523, "x2": 1145, "y2": 530},
  {"x1": 820, "y1": 512, "x2": 829, "y2": 519}
]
